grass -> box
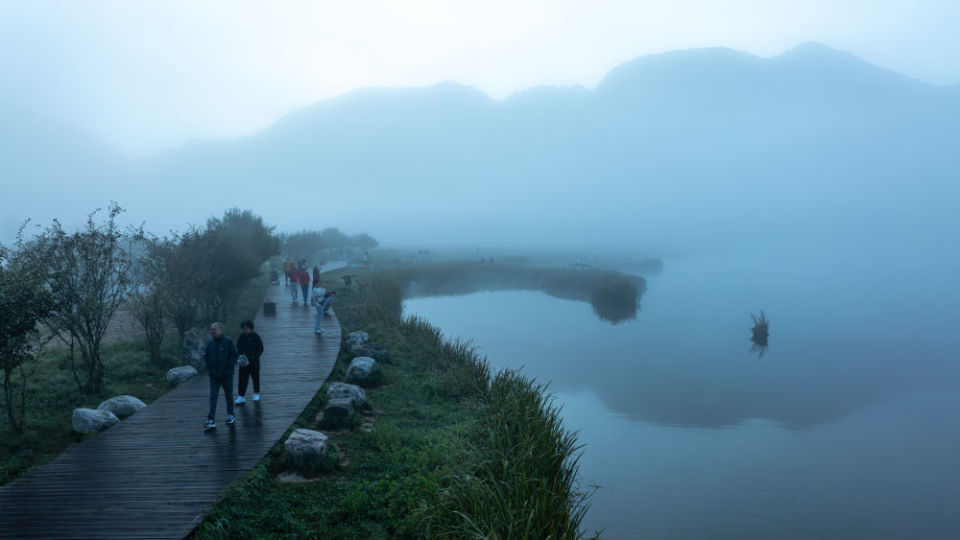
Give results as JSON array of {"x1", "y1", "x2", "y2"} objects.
[
  {"x1": 0, "y1": 270, "x2": 271, "y2": 486},
  {"x1": 193, "y1": 265, "x2": 596, "y2": 538},
  {"x1": 379, "y1": 261, "x2": 645, "y2": 324}
]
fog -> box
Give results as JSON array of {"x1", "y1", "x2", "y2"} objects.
[
  {"x1": 4, "y1": 4, "x2": 960, "y2": 538},
  {"x1": 3, "y1": 43, "x2": 959, "y2": 260}
]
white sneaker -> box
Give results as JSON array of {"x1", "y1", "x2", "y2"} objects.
[
  {"x1": 235, "y1": 395, "x2": 245, "y2": 404},
  {"x1": 252, "y1": 393, "x2": 260, "y2": 402}
]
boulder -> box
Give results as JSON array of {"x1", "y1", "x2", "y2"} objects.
[
  {"x1": 72, "y1": 408, "x2": 119, "y2": 433},
  {"x1": 166, "y1": 365, "x2": 198, "y2": 384},
  {"x1": 350, "y1": 343, "x2": 389, "y2": 363},
  {"x1": 344, "y1": 331, "x2": 369, "y2": 352},
  {"x1": 285, "y1": 428, "x2": 329, "y2": 461},
  {"x1": 326, "y1": 382, "x2": 366, "y2": 407},
  {"x1": 346, "y1": 356, "x2": 380, "y2": 384},
  {"x1": 97, "y1": 395, "x2": 146, "y2": 419},
  {"x1": 323, "y1": 398, "x2": 356, "y2": 423},
  {"x1": 182, "y1": 328, "x2": 208, "y2": 370}
]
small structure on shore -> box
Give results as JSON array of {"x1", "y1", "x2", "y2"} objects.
[{"x1": 750, "y1": 310, "x2": 770, "y2": 357}]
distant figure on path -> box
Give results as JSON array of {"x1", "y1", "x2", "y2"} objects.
[
  {"x1": 297, "y1": 268, "x2": 310, "y2": 306},
  {"x1": 312, "y1": 265, "x2": 321, "y2": 285},
  {"x1": 289, "y1": 271, "x2": 299, "y2": 303},
  {"x1": 235, "y1": 320, "x2": 265, "y2": 404},
  {"x1": 282, "y1": 257, "x2": 293, "y2": 286},
  {"x1": 204, "y1": 322, "x2": 238, "y2": 429}
]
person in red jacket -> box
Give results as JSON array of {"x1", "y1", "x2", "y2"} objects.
[
  {"x1": 297, "y1": 268, "x2": 310, "y2": 307},
  {"x1": 289, "y1": 268, "x2": 300, "y2": 303}
]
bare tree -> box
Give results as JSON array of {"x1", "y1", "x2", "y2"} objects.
[{"x1": 22, "y1": 204, "x2": 138, "y2": 394}]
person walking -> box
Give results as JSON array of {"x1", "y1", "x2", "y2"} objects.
[
  {"x1": 310, "y1": 283, "x2": 335, "y2": 334},
  {"x1": 204, "y1": 322, "x2": 238, "y2": 429},
  {"x1": 312, "y1": 265, "x2": 321, "y2": 286},
  {"x1": 235, "y1": 319, "x2": 265, "y2": 404},
  {"x1": 297, "y1": 267, "x2": 310, "y2": 307},
  {"x1": 282, "y1": 257, "x2": 293, "y2": 286},
  {"x1": 290, "y1": 271, "x2": 300, "y2": 303}
]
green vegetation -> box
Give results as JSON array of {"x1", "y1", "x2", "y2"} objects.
[
  {"x1": 13, "y1": 204, "x2": 140, "y2": 394},
  {"x1": 146, "y1": 208, "x2": 281, "y2": 341},
  {"x1": 0, "y1": 242, "x2": 54, "y2": 432},
  {"x1": 0, "y1": 204, "x2": 278, "y2": 486},
  {"x1": 194, "y1": 266, "x2": 596, "y2": 538},
  {"x1": 0, "y1": 270, "x2": 270, "y2": 486},
  {"x1": 383, "y1": 261, "x2": 644, "y2": 324}
]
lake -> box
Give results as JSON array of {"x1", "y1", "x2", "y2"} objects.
[{"x1": 403, "y1": 248, "x2": 960, "y2": 539}]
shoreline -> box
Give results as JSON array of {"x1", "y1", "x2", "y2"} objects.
[{"x1": 194, "y1": 262, "x2": 626, "y2": 537}]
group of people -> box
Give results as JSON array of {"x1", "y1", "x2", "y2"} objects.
[
  {"x1": 203, "y1": 320, "x2": 264, "y2": 430},
  {"x1": 204, "y1": 257, "x2": 337, "y2": 429},
  {"x1": 283, "y1": 257, "x2": 312, "y2": 303},
  {"x1": 282, "y1": 256, "x2": 337, "y2": 334}
]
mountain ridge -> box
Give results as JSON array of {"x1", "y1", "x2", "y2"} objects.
[{"x1": 2, "y1": 42, "x2": 957, "y2": 253}]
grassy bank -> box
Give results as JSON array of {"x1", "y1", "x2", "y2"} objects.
[
  {"x1": 0, "y1": 271, "x2": 271, "y2": 486},
  {"x1": 194, "y1": 267, "x2": 596, "y2": 538},
  {"x1": 383, "y1": 261, "x2": 645, "y2": 324}
]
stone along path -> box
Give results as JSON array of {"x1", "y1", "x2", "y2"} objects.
[{"x1": 0, "y1": 282, "x2": 341, "y2": 538}]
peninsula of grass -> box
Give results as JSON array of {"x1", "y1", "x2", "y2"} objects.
[
  {"x1": 193, "y1": 263, "x2": 625, "y2": 538},
  {"x1": 389, "y1": 261, "x2": 645, "y2": 323},
  {"x1": 0, "y1": 271, "x2": 271, "y2": 486}
]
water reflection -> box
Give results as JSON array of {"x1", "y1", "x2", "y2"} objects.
[
  {"x1": 404, "y1": 250, "x2": 960, "y2": 538},
  {"x1": 404, "y1": 251, "x2": 960, "y2": 429},
  {"x1": 749, "y1": 310, "x2": 769, "y2": 357}
]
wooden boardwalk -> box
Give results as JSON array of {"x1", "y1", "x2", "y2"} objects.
[{"x1": 0, "y1": 281, "x2": 341, "y2": 538}]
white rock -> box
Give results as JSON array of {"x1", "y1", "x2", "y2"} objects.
[
  {"x1": 166, "y1": 365, "x2": 198, "y2": 384},
  {"x1": 323, "y1": 398, "x2": 356, "y2": 421},
  {"x1": 97, "y1": 395, "x2": 146, "y2": 419},
  {"x1": 326, "y1": 382, "x2": 366, "y2": 407},
  {"x1": 72, "y1": 408, "x2": 119, "y2": 433},
  {"x1": 346, "y1": 357, "x2": 379, "y2": 384},
  {"x1": 285, "y1": 428, "x2": 329, "y2": 460},
  {"x1": 344, "y1": 331, "x2": 369, "y2": 350}
]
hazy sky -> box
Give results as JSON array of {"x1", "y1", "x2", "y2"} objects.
[{"x1": 2, "y1": 0, "x2": 959, "y2": 152}]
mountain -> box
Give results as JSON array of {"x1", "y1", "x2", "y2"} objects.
[{"x1": 4, "y1": 43, "x2": 958, "y2": 252}]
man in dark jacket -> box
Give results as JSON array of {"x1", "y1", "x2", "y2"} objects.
[{"x1": 204, "y1": 322, "x2": 238, "y2": 429}]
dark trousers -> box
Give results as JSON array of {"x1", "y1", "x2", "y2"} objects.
[
  {"x1": 208, "y1": 375, "x2": 234, "y2": 420},
  {"x1": 238, "y1": 357, "x2": 261, "y2": 396},
  {"x1": 300, "y1": 283, "x2": 309, "y2": 303}
]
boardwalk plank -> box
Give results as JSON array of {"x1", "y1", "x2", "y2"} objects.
[{"x1": 0, "y1": 281, "x2": 341, "y2": 538}]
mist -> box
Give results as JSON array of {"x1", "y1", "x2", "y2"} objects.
[
  {"x1": 3, "y1": 43, "x2": 959, "y2": 260},
  {"x1": 2, "y1": 5, "x2": 960, "y2": 536}
]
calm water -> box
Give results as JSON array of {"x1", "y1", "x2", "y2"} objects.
[{"x1": 403, "y1": 249, "x2": 960, "y2": 539}]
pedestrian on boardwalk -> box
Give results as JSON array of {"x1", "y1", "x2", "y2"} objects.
[
  {"x1": 289, "y1": 271, "x2": 299, "y2": 303},
  {"x1": 282, "y1": 257, "x2": 293, "y2": 286},
  {"x1": 312, "y1": 264, "x2": 321, "y2": 285},
  {"x1": 205, "y1": 322, "x2": 238, "y2": 429},
  {"x1": 297, "y1": 268, "x2": 310, "y2": 306},
  {"x1": 311, "y1": 283, "x2": 335, "y2": 334},
  {"x1": 235, "y1": 320, "x2": 265, "y2": 404}
]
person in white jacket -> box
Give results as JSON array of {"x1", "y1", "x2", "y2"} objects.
[{"x1": 311, "y1": 283, "x2": 336, "y2": 334}]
